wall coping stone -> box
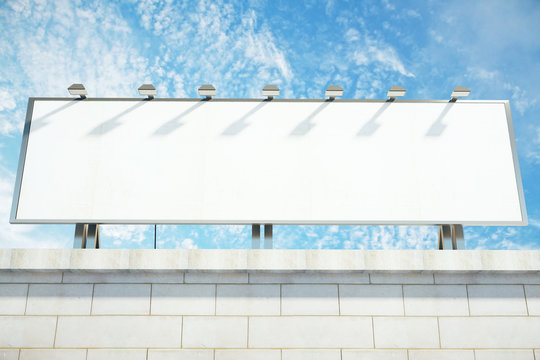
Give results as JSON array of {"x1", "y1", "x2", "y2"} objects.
[{"x1": 0, "y1": 249, "x2": 539, "y2": 272}]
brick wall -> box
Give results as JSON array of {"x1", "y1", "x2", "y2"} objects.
[{"x1": 1, "y1": 249, "x2": 540, "y2": 359}]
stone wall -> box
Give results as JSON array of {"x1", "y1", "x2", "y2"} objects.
[{"x1": 1, "y1": 249, "x2": 540, "y2": 360}]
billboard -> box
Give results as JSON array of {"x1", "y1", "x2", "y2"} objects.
[{"x1": 10, "y1": 98, "x2": 527, "y2": 225}]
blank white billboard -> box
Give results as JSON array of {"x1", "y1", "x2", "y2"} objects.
[{"x1": 11, "y1": 98, "x2": 527, "y2": 225}]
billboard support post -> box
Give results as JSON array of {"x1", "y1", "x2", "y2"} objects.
[
  {"x1": 73, "y1": 224, "x2": 100, "y2": 249},
  {"x1": 438, "y1": 225, "x2": 464, "y2": 250}
]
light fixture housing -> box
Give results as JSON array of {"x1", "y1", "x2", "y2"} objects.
[
  {"x1": 138, "y1": 84, "x2": 157, "y2": 98},
  {"x1": 68, "y1": 83, "x2": 87, "y2": 98},
  {"x1": 262, "y1": 85, "x2": 280, "y2": 99},
  {"x1": 387, "y1": 86, "x2": 406, "y2": 99},
  {"x1": 451, "y1": 86, "x2": 470, "y2": 100},
  {"x1": 198, "y1": 84, "x2": 216, "y2": 99},
  {"x1": 325, "y1": 85, "x2": 343, "y2": 99}
]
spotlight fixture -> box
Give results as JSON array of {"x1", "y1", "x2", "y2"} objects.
[
  {"x1": 68, "y1": 83, "x2": 87, "y2": 98},
  {"x1": 387, "y1": 86, "x2": 406, "y2": 100},
  {"x1": 262, "y1": 85, "x2": 280, "y2": 100},
  {"x1": 325, "y1": 85, "x2": 343, "y2": 100},
  {"x1": 451, "y1": 86, "x2": 470, "y2": 101},
  {"x1": 198, "y1": 84, "x2": 216, "y2": 99},
  {"x1": 138, "y1": 84, "x2": 157, "y2": 99}
]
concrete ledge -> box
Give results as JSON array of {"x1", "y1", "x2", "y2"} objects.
[{"x1": 0, "y1": 249, "x2": 539, "y2": 272}]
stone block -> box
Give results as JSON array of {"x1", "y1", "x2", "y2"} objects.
[
  {"x1": 524, "y1": 285, "x2": 540, "y2": 315},
  {"x1": 439, "y1": 317, "x2": 540, "y2": 348},
  {"x1": 283, "y1": 349, "x2": 341, "y2": 360},
  {"x1": 408, "y1": 350, "x2": 474, "y2": 360},
  {"x1": 339, "y1": 285, "x2": 403, "y2": 315},
  {"x1": 63, "y1": 271, "x2": 184, "y2": 283},
  {"x1": 152, "y1": 284, "x2": 215, "y2": 315},
  {"x1": 370, "y1": 272, "x2": 434, "y2": 284},
  {"x1": 0, "y1": 316, "x2": 56, "y2": 347},
  {"x1": 249, "y1": 272, "x2": 369, "y2": 284},
  {"x1": 468, "y1": 285, "x2": 527, "y2": 315},
  {"x1": 182, "y1": 316, "x2": 247, "y2": 348},
  {"x1": 55, "y1": 316, "x2": 182, "y2": 348},
  {"x1": 0, "y1": 349, "x2": 19, "y2": 360},
  {"x1": 373, "y1": 317, "x2": 439, "y2": 348},
  {"x1": 0, "y1": 270, "x2": 62, "y2": 283},
  {"x1": 0, "y1": 284, "x2": 27, "y2": 315},
  {"x1": 148, "y1": 350, "x2": 213, "y2": 360},
  {"x1": 87, "y1": 349, "x2": 147, "y2": 360},
  {"x1": 282, "y1": 284, "x2": 338, "y2": 315},
  {"x1": 92, "y1": 284, "x2": 151, "y2": 315},
  {"x1": 474, "y1": 350, "x2": 534, "y2": 360},
  {"x1": 216, "y1": 350, "x2": 281, "y2": 360},
  {"x1": 249, "y1": 316, "x2": 372, "y2": 348},
  {"x1": 216, "y1": 285, "x2": 280, "y2": 315},
  {"x1": 403, "y1": 285, "x2": 468, "y2": 316},
  {"x1": 20, "y1": 349, "x2": 86, "y2": 360},
  {"x1": 26, "y1": 284, "x2": 92, "y2": 315},
  {"x1": 342, "y1": 350, "x2": 407, "y2": 360}
]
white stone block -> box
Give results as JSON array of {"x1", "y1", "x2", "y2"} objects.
[
  {"x1": 524, "y1": 285, "x2": 540, "y2": 315},
  {"x1": 92, "y1": 284, "x2": 151, "y2": 315},
  {"x1": 55, "y1": 316, "x2": 182, "y2": 348},
  {"x1": 370, "y1": 272, "x2": 434, "y2": 284},
  {"x1": 185, "y1": 272, "x2": 248, "y2": 283},
  {"x1": 468, "y1": 285, "x2": 527, "y2": 315},
  {"x1": 152, "y1": 284, "x2": 215, "y2": 315},
  {"x1": 0, "y1": 316, "x2": 57, "y2": 347},
  {"x1": 63, "y1": 271, "x2": 184, "y2": 283},
  {"x1": 182, "y1": 316, "x2": 247, "y2": 348},
  {"x1": 249, "y1": 272, "x2": 369, "y2": 284},
  {"x1": 87, "y1": 349, "x2": 147, "y2": 360},
  {"x1": 403, "y1": 285, "x2": 468, "y2": 316},
  {"x1": 475, "y1": 350, "x2": 534, "y2": 360},
  {"x1": 342, "y1": 350, "x2": 407, "y2": 360},
  {"x1": 249, "y1": 316, "x2": 373, "y2": 348},
  {"x1": 282, "y1": 284, "x2": 339, "y2": 315},
  {"x1": 373, "y1": 317, "x2": 439, "y2": 348},
  {"x1": 283, "y1": 349, "x2": 341, "y2": 360},
  {"x1": 409, "y1": 350, "x2": 474, "y2": 360},
  {"x1": 26, "y1": 284, "x2": 92, "y2": 315},
  {"x1": 216, "y1": 285, "x2": 280, "y2": 315},
  {"x1": 0, "y1": 349, "x2": 19, "y2": 360},
  {"x1": 0, "y1": 270, "x2": 62, "y2": 283},
  {"x1": 216, "y1": 350, "x2": 281, "y2": 360},
  {"x1": 439, "y1": 317, "x2": 540, "y2": 348},
  {"x1": 435, "y1": 272, "x2": 540, "y2": 284},
  {"x1": 0, "y1": 284, "x2": 27, "y2": 315},
  {"x1": 149, "y1": 350, "x2": 214, "y2": 360},
  {"x1": 20, "y1": 349, "x2": 86, "y2": 360},
  {"x1": 339, "y1": 285, "x2": 403, "y2": 315}
]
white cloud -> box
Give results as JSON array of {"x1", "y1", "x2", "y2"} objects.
[
  {"x1": 100, "y1": 225, "x2": 152, "y2": 246},
  {"x1": 180, "y1": 238, "x2": 198, "y2": 249}
]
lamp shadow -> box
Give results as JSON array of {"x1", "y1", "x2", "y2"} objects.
[
  {"x1": 357, "y1": 101, "x2": 392, "y2": 136},
  {"x1": 221, "y1": 100, "x2": 269, "y2": 136},
  {"x1": 290, "y1": 101, "x2": 330, "y2": 136},
  {"x1": 30, "y1": 99, "x2": 81, "y2": 132},
  {"x1": 426, "y1": 102, "x2": 454, "y2": 136},
  {"x1": 88, "y1": 101, "x2": 147, "y2": 136},
  {"x1": 153, "y1": 101, "x2": 206, "y2": 136}
]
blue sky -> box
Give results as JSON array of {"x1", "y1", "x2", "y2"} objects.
[{"x1": 1, "y1": 0, "x2": 539, "y2": 250}]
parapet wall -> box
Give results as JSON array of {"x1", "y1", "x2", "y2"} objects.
[{"x1": 1, "y1": 249, "x2": 540, "y2": 360}]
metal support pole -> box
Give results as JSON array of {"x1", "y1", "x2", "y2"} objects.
[
  {"x1": 439, "y1": 224, "x2": 465, "y2": 250},
  {"x1": 85, "y1": 224, "x2": 100, "y2": 249},
  {"x1": 452, "y1": 224, "x2": 465, "y2": 249},
  {"x1": 264, "y1": 224, "x2": 273, "y2": 249},
  {"x1": 252, "y1": 224, "x2": 261, "y2": 249},
  {"x1": 438, "y1": 225, "x2": 453, "y2": 250},
  {"x1": 74, "y1": 224, "x2": 86, "y2": 248}
]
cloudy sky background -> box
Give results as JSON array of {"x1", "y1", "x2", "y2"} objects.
[{"x1": 1, "y1": 0, "x2": 539, "y2": 250}]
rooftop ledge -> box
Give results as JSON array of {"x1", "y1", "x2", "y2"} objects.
[{"x1": 1, "y1": 249, "x2": 540, "y2": 272}]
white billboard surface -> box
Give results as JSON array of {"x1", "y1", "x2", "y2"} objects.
[{"x1": 11, "y1": 98, "x2": 526, "y2": 225}]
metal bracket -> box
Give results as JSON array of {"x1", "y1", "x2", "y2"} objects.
[
  {"x1": 74, "y1": 224, "x2": 100, "y2": 249},
  {"x1": 438, "y1": 224, "x2": 464, "y2": 250}
]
